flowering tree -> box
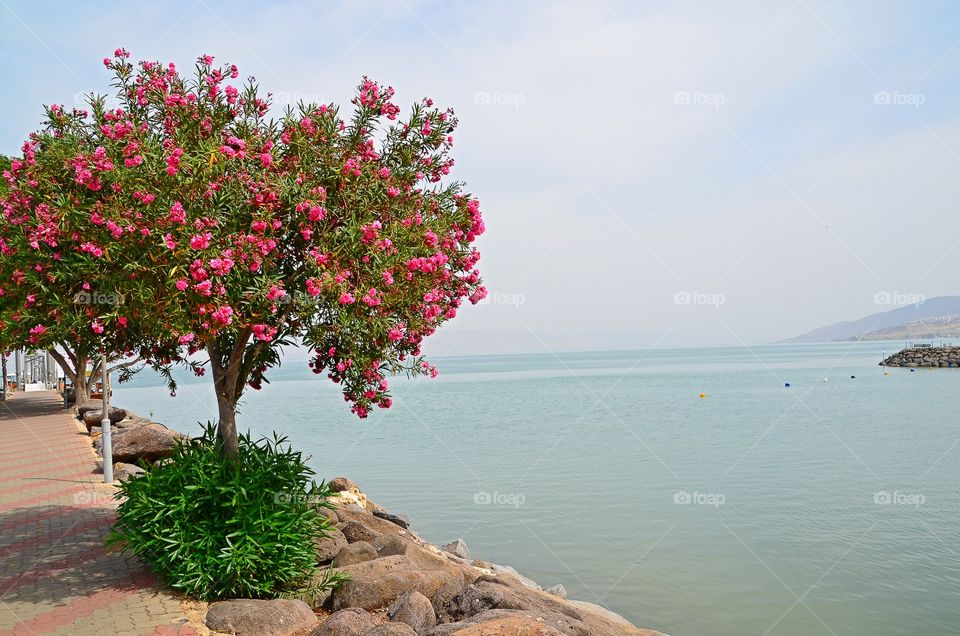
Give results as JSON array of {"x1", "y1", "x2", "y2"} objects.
[
  {"x1": 2, "y1": 50, "x2": 485, "y2": 456},
  {"x1": 0, "y1": 134, "x2": 145, "y2": 403}
]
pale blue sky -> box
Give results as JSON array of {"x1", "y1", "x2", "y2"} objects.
[{"x1": 3, "y1": 0, "x2": 960, "y2": 352}]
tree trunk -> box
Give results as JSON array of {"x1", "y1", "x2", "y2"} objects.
[
  {"x1": 49, "y1": 348, "x2": 89, "y2": 405},
  {"x1": 208, "y1": 341, "x2": 240, "y2": 457},
  {"x1": 1, "y1": 354, "x2": 6, "y2": 402}
]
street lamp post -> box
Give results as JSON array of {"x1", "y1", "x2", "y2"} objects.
[{"x1": 101, "y1": 352, "x2": 113, "y2": 483}]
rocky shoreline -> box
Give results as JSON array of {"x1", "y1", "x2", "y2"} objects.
[
  {"x1": 76, "y1": 403, "x2": 665, "y2": 636},
  {"x1": 879, "y1": 346, "x2": 960, "y2": 368}
]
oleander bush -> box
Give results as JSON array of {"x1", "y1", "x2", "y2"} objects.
[{"x1": 107, "y1": 425, "x2": 334, "y2": 600}]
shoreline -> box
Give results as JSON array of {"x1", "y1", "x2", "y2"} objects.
[{"x1": 82, "y1": 400, "x2": 667, "y2": 635}]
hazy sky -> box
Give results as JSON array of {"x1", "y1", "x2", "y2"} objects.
[{"x1": 3, "y1": 0, "x2": 959, "y2": 354}]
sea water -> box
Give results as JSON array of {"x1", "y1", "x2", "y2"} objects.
[{"x1": 114, "y1": 341, "x2": 960, "y2": 636}]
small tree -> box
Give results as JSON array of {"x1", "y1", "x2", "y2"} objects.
[
  {"x1": 3, "y1": 50, "x2": 486, "y2": 455},
  {"x1": 0, "y1": 133, "x2": 144, "y2": 403}
]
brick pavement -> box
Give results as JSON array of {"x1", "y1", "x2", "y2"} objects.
[{"x1": 0, "y1": 391, "x2": 198, "y2": 636}]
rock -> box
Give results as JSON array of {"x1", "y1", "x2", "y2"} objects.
[
  {"x1": 315, "y1": 527, "x2": 349, "y2": 564},
  {"x1": 76, "y1": 402, "x2": 103, "y2": 418},
  {"x1": 310, "y1": 607, "x2": 376, "y2": 636},
  {"x1": 336, "y1": 505, "x2": 406, "y2": 535},
  {"x1": 427, "y1": 611, "x2": 567, "y2": 636},
  {"x1": 109, "y1": 424, "x2": 184, "y2": 463},
  {"x1": 340, "y1": 520, "x2": 383, "y2": 544},
  {"x1": 440, "y1": 577, "x2": 581, "y2": 624},
  {"x1": 441, "y1": 539, "x2": 470, "y2": 560},
  {"x1": 329, "y1": 476, "x2": 359, "y2": 492},
  {"x1": 374, "y1": 510, "x2": 411, "y2": 529},
  {"x1": 544, "y1": 584, "x2": 567, "y2": 599},
  {"x1": 331, "y1": 555, "x2": 466, "y2": 611},
  {"x1": 568, "y1": 600, "x2": 668, "y2": 635},
  {"x1": 82, "y1": 407, "x2": 127, "y2": 431},
  {"x1": 488, "y1": 563, "x2": 540, "y2": 590},
  {"x1": 365, "y1": 625, "x2": 416, "y2": 635},
  {"x1": 316, "y1": 506, "x2": 340, "y2": 525},
  {"x1": 387, "y1": 591, "x2": 436, "y2": 634},
  {"x1": 333, "y1": 541, "x2": 378, "y2": 567},
  {"x1": 113, "y1": 462, "x2": 145, "y2": 482},
  {"x1": 205, "y1": 598, "x2": 318, "y2": 635}
]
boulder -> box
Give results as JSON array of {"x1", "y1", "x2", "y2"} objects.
[
  {"x1": 113, "y1": 462, "x2": 145, "y2": 482},
  {"x1": 488, "y1": 563, "x2": 540, "y2": 590},
  {"x1": 568, "y1": 600, "x2": 668, "y2": 635},
  {"x1": 426, "y1": 611, "x2": 566, "y2": 636},
  {"x1": 374, "y1": 510, "x2": 411, "y2": 529},
  {"x1": 439, "y1": 577, "x2": 581, "y2": 624},
  {"x1": 333, "y1": 541, "x2": 378, "y2": 567},
  {"x1": 340, "y1": 520, "x2": 383, "y2": 544},
  {"x1": 331, "y1": 555, "x2": 466, "y2": 611},
  {"x1": 108, "y1": 424, "x2": 183, "y2": 463},
  {"x1": 329, "y1": 476, "x2": 359, "y2": 492},
  {"x1": 205, "y1": 598, "x2": 318, "y2": 636},
  {"x1": 82, "y1": 407, "x2": 127, "y2": 431},
  {"x1": 365, "y1": 625, "x2": 416, "y2": 635},
  {"x1": 316, "y1": 505, "x2": 340, "y2": 525},
  {"x1": 441, "y1": 539, "x2": 470, "y2": 560},
  {"x1": 387, "y1": 591, "x2": 436, "y2": 634},
  {"x1": 336, "y1": 506, "x2": 406, "y2": 535},
  {"x1": 310, "y1": 608, "x2": 376, "y2": 636},
  {"x1": 544, "y1": 584, "x2": 567, "y2": 599},
  {"x1": 315, "y1": 527, "x2": 349, "y2": 564}
]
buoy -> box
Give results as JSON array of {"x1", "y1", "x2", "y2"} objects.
[
  {"x1": 823, "y1": 378, "x2": 828, "y2": 382},
  {"x1": 784, "y1": 383, "x2": 790, "y2": 387},
  {"x1": 910, "y1": 369, "x2": 915, "y2": 372},
  {"x1": 850, "y1": 375, "x2": 856, "y2": 379},
  {"x1": 883, "y1": 371, "x2": 889, "y2": 376},
  {"x1": 698, "y1": 393, "x2": 706, "y2": 399}
]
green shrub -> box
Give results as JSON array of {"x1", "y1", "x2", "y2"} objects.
[{"x1": 107, "y1": 425, "x2": 334, "y2": 600}]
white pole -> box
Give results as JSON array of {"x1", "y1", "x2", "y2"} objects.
[{"x1": 101, "y1": 352, "x2": 113, "y2": 483}]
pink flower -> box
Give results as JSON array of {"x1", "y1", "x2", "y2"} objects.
[
  {"x1": 91, "y1": 321, "x2": 105, "y2": 334},
  {"x1": 308, "y1": 205, "x2": 326, "y2": 222},
  {"x1": 175, "y1": 279, "x2": 189, "y2": 291},
  {"x1": 378, "y1": 167, "x2": 391, "y2": 179},
  {"x1": 382, "y1": 270, "x2": 394, "y2": 286},
  {"x1": 306, "y1": 278, "x2": 322, "y2": 296},
  {"x1": 28, "y1": 324, "x2": 46, "y2": 344},
  {"x1": 164, "y1": 233, "x2": 177, "y2": 250},
  {"x1": 251, "y1": 323, "x2": 277, "y2": 342},
  {"x1": 179, "y1": 333, "x2": 196, "y2": 344},
  {"x1": 190, "y1": 232, "x2": 212, "y2": 250},
  {"x1": 424, "y1": 230, "x2": 438, "y2": 247},
  {"x1": 387, "y1": 187, "x2": 401, "y2": 198},
  {"x1": 211, "y1": 305, "x2": 234, "y2": 326},
  {"x1": 388, "y1": 326, "x2": 404, "y2": 341},
  {"x1": 339, "y1": 292, "x2": 356, "y2": 305},
  {"x1": 362, "y1": 288, "x2": 380, "y2": 306},
  {"x1": 169, "y1": 201, "x2": 186, "y2": 224}
]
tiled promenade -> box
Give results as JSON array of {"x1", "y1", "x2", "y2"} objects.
[{"x1": 0, "y1": 391, "x2": 198, "y2": 635}]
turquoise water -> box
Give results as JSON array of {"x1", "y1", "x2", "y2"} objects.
[{"x1": 114, "y1": 342, "x2": 960, "y2": 636}]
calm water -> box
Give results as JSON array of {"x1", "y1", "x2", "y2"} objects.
[{"x1": 114, "y1": 342, "x2": 960, "y2": 636}]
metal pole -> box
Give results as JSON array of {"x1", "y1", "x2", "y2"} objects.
[{"x1": 101, "y1": 352, "x2": 113, "y2": 483}]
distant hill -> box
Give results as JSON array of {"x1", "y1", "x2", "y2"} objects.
[{"x1": 787, "y1": 296, "x2": 960, "y2": 343}]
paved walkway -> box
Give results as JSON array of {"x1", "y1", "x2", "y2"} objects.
[{"x1": 0, "y1": 391, "x2": 198, "y2": 636}]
